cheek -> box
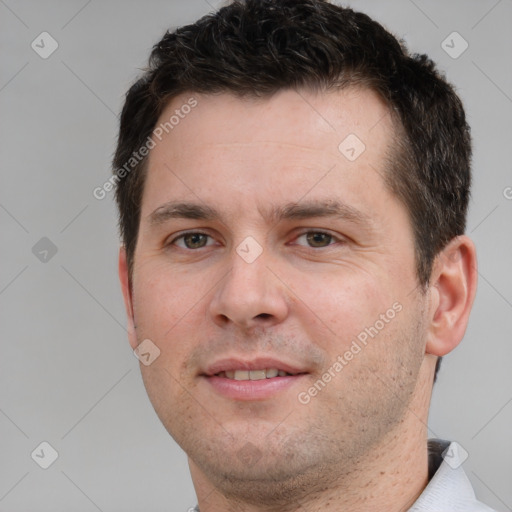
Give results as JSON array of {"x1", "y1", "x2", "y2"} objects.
[
  {"x1": 132, "y1": 265, "x2": 204, "y2": 359},
  {"x1": 134, "y1": 260, "x2": 194, "y2": 317},
  {"x1": 294, "y1": 271, "x2": 396, "y2": 352}
]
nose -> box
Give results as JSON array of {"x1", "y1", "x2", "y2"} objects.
[{"x1": 208, "y1": 245, "x2": 290, "y2": 331}]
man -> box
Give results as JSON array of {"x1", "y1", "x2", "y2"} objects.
[{"x1": 113, "y1": 1, "x2": 495, "y2": 510}]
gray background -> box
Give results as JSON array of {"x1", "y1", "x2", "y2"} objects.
[{"x1": 1, "y1": 0, "x2": 511, "y2": 510}]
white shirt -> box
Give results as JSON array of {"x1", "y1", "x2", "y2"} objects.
[
  {"x1": 192, "y1": 439, "x2": 497, "y2": 512},
  {"x1": 408, "y1": 440, "x2": 496, "y2": 511}
]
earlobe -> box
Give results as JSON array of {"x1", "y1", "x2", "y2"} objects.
[
  {"x1": 118, "y1": 246, "x2": 138, "y2": 350},
  {"x1": 425, "y1": 235, "x2": 478, "y2": 357}
]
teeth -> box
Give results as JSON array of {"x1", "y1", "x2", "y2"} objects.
[
  {"x1": 249, "y1": 370, "x2": 266, "y2": 380},
  {"x1": 234, "y1": 370, "x2": 250, "y2": 380},
  {"x1": 218, "y1": 369, "x2": 291, "y2": 380}
]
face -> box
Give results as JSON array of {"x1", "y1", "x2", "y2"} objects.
[{"x1": 122, "y1": 87, "x2": 431, "y2": 501}]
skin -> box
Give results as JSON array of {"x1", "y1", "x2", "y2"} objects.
[{"x1": 119, "y1": 87, "x2": 477, "y2": 512}]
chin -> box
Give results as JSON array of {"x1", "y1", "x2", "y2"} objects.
[{"x1": 197, "y1": 453, "x2": 338, "y2": 507}]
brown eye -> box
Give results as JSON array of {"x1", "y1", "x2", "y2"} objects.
[
  {"x1": 183, "y1": 233, "x2": 208, "y2": 249},
  {"x1": 305, "y1": 232, "x2": 333, "y2": 248},
  {"x1": 170, "y1": 232, "x2": 213, "y2": 250}
]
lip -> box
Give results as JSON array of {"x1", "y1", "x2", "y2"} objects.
[
  {"x1": 203, "y1": 374, "x2": 307, "y2": 401},
  {"x1": 203, "y1": 357, "x2": 307, "y2": 377},
  {"x1": 201, "y1": 356, "x2": 309, "y2": 401}
]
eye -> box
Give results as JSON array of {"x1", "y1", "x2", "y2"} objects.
[
  {"x1": 167, "y1": 229, "x2": 344, "y2": 251},
  {"x1": 169, "y1": 231, "x2": 215, "y2": 250},
  {"x1": 293, "y1": 231, "x2": 341, "y2": 248}
]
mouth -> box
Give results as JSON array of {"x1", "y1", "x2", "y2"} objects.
[
  {"x1": 214, "y1": 368, "x2": 301, "y2": 380},
  {"x1": 201, "y1": 358, "x2": 309, "y2": 401}
]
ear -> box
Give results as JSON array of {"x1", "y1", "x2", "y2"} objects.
[
  {"x1": 118, "y1": 246, "x2": 138, "y2": 350},
  {"x1": 425, "y1": 235, "x2": 478, "y2": 357}
]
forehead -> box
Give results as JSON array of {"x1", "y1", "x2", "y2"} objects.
[
  {"x1": 141, "y1": 87, "x2": 396, "y2": 220},
  {"x1": 151, "y1": 86, "x2": 391, "y2": 155}
]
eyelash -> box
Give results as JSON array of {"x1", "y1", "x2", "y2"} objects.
[{"x1": 167, "y1": 230, "x2": 344, "y2": 251}]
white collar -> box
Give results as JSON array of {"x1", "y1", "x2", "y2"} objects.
[{"x1": 408, "y1": 441, "x2": 496, "y2": 511}]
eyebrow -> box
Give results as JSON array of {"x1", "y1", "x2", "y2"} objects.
[{"x1": 148, "y1": 199, "x2": 373, "y2": 228}]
